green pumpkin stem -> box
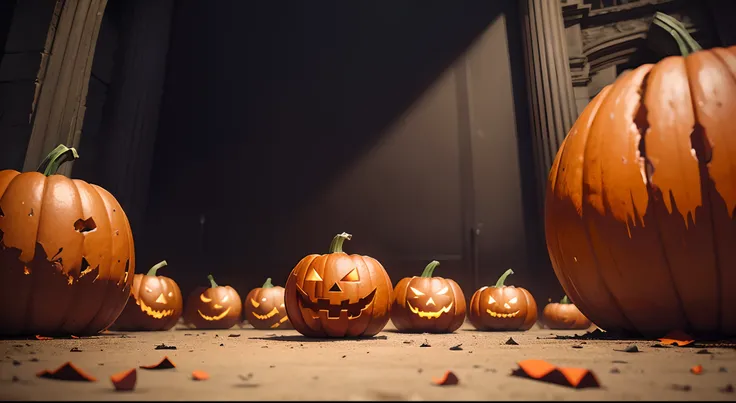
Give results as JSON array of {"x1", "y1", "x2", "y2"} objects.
[
  {"x1": 652, "y1": 12, "x2": 702, "y2": 56},
  {"x1": 146, "y1": 260, "x2": 168, "y2": 276},
  {"x1": 36, "y1": 144, "x2": 79, "y2": 176},
  {"x1": 495, "y1": 269, "x2": 514, "y2": 287},
  {"x1": 207, "y1": 274, "x2": 219, "y2": 288},
  {"x1": 262, "y1": 277, "x2": 274, "y2": 288},
  {"x1": 560, "y1": 295, "x2": 571, "y2": 304},
  {"x1": 420, "y1": 260, "x2": 440, "y2": 278},
  {"x1": 328, "y1": 232, "x2": 352, "y2": 253}
]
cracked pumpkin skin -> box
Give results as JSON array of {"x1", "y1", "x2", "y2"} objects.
[
  {"x1": 244, "y1": 277, "x2": 291, "y2": 330},
  {"x1": 545, "y1": 15, "x2": 736, "y2": 337},
  {"x1": 0, "y1": 145, "x2": 134, "y2": 336},
  {"x1": 183, "y1": 274, "x2": 242, "y2": 329},
  {"x1": 468, "y1": 269, "x2": 537, "y2": 331},
  {"x1": 113, "y1": 260, "x2": 183, "y2": 331},
  {"x1": 391, "y1": 260, "x2": 466, "y2": 333}
]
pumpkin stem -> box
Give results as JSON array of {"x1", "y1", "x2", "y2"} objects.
[
  {"x1": 207, "y1": 274, "x2": 219, "y2": 288},
  {"x1": 36, "y1": 144, "x2": 79, "y2": 176},
  {"x1": 494, "y1": 269, "x2": 514, "y2": 287},
  {"x1": 560, "y1": 295, "x2": 571, "y2": 304},
  {"x1": 328, "y1": 232, "x2": 353, "y2": 253},
  {"x1": 420, "y1": 260, "x2": 440, "y2": 278},
  {"x1": 146, "y1": 260, "x2": 168, "y2": 276},
  {"x1": 262, "y1": 277, "x2": 274, "y2": 288},
  {"x1": 652, "y1": 12, "x2": 702, "y2": 56}
]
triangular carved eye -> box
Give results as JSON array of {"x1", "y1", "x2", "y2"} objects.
[
  {"x1": 341, "y1": 268, "x2": 360, "y2": 282},
  {"x1": 306, "y1": 268, "x2": 323, "y2": 281}
]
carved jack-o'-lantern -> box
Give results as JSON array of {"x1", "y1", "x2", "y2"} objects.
[
  {"x1": 0, "y1": 144, "x2": 134, "y2": 336},
  {"x1": 183, "y1": 274, "x2": 242, "y2": 329},
  {"x1": 112, "y1": 260, "x2": 183, "y2": 331},
  {"x1": 245, "y1": 278, "x2": 291, "y2": 330},
  {"x1": 284, "y1": 232, "x2": 394, "y2": 338},
  {"x1": 542, "y1": 296, "x2": 592, "y2": 330},
  {"x1": 391, "y1": 260, "x2": 466, "y2": 333},
  {"x1": 468, "y1": 269, "x2": 538, "y2": 331}
]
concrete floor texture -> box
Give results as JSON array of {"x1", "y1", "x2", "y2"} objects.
[{"x1": 1, "y1": 321, "x2": 734, "y2": 401}]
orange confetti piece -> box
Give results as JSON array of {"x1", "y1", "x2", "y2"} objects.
[
  {"x1": 139, "y1": 356, "x2": 176, "y2": 370},
  {"x1": 110, "y1": 368, "x2": 137, "y2": 391},
  {"x1": 192, "y1": 370, "x2": 210, "y2": 381},
  {"x1": 36, "y1": 362, "x2": 97, "y2": 382},
  {"x1": 690, "y1": 365, "x2": 703, "y2": 375},
  {"x1": 512, "y1": 359, "x2": 600, "y2": 389},
  {"x1": 658, "y1": 330, "x2": 695, "y2": 347},
  {"x1": 432, "y1": 370, "x2": 459, "y2": 386},
  {"x1": 35, "y1": 335, "x2": 53, "y2": 340}
]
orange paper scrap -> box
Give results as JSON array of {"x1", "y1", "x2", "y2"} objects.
[
  {"x1": 192, "y1": 370, "x2": 210, "y2": 381},
  {"x1": 432, "y1": 370, "x2": 459, "y2": 386},
  {"x1": 658, "y1": 330, "x2": 695, "y2": 347},
  {"x1": 36, "y1": 362, "x2": 97, "y2": 382},
  {"x1": 512, "y1": 359, "x2": 600, "y2": 389},
  {"x1": 139, "y1": 356, "x2": 176, "y2": 370},
  {"x1": 690, "y1": 365, "x2": 703, "y2": 375},
  {"x1": 111, "y1": 368, "x2": 137, "y2": 391}
]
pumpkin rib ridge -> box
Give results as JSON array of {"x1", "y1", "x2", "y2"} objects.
[
  {"x1": 107, "y1": 196, "x2": 136, "y2": 328},
  {"x1": 0, "y1": 171, "x2": 27, "y2": 336},
  {"x1": 578, "y1": 79, "x2": 640, "y2": 334},
  {"x1": 20, "y1": 174, "x2": 51, "y2": 334},
  {"x1": 634, "y1": 69, "x2": 694, "y2": 333}
]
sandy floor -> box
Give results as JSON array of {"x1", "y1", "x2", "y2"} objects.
[{"x1": 0, "y1": 322, "x2": 734, "y2": 401}]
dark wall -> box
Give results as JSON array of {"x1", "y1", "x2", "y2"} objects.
[{"x1": 139, "y1": 1, "x2": 553, "y2": 303}]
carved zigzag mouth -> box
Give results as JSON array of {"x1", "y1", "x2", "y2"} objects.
[
  {"x1": 486, "y1": 309, "x2": 520, "y2": 319},
  {"x1": 407, "y1": 301, "x2": 453, "y2": 319},
  {"x1": 198, "y1": 307, "x2": 232, "y2": 321},
  {"x1": 296, "y1": 285, "x2": 376, "y2": 319},
  {"x1": 271, "y1": 316, "x2": 289, "y2": 328},
  {"x1": 139, "y1": 299, "x2": 174, "y2": 319},
  {"x1": 252, "y1": 307, "x2": 280, "y2": 320}
]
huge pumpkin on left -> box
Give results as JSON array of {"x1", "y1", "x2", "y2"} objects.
[{"x1": 0, "y1": 144, "x2": 135, "y2": 336}]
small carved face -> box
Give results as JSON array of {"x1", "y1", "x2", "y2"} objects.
[
  {"x1": 136, "y1": 278, "x2": 180, "y2": 319},
  {"x1": 185, "y1": 285, "x2": 242, "y2": 329},
  {"x1": 245, "y1": 285, "x2": 290, "y2": 330},
  {"x1": 407, "y1": 284, "x2": 454, "y2": 319},
  {"x1": 468, "y1": 285, "x2": 538, "y2": 331},
  {"x1": 484, "y1": 289, "x2": 522, "y2": 319}
]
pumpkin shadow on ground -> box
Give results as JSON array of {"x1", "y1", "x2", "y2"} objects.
[{"x1": 247, "y1": 335, "x2": 388, "y2": 343}]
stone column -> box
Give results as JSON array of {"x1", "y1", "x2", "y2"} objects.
[
  {"x1": 93, "y1": 0, "x2": 175, "y2": 233},
  {"x1": 519, "y1": 0, "x2": 578, "y2": 207}
]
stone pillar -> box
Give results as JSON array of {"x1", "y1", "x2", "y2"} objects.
[
  {"x1": 519, "y1": 0, "x2": 578, "y2": 207},
  {"x1": 18, "y1": 0, "x2": 108, "y2": 176},
  {"x1": 93, "y1": 0, "x2": 175, "y2": 233}
]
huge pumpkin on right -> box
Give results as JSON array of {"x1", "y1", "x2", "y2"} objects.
[{"x1": 544, "y1": 20, "x2": 736, "y2": 338}]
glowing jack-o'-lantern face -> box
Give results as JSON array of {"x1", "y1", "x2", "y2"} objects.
[
  {"x1": 468, "y1": 269, "x2": 538, "y2": 331},
  {"x1": 112, "y1": 260, "x2": 184, "y2": 331},
  {"x1": 284, "y1": 232, "x2": 394, "y2": 338},
  {"x1": 390, "y1": 261, "x2": 466, "y2": 333},
  {"x1": 244, "y1": 278, "x2": 291, "y2": 330},
  {"x1": 183, "y1": 274, "x2": 242, "y2": 329}
]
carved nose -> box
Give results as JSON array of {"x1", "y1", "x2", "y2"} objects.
[
  {"x1": 329, "y1": 282, "x2": 342, "y2": 292},
  {"x1": 155, "y1": 293, "x2": 167, "y2": 304},
  {"x1": 426, "y1": 297, "x2": 435, "y2": 306},
  {"x1": 504, "y1": 303, "x2": 510, "y2": 309}
]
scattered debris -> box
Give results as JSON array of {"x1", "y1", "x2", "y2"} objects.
[
  {"x1": 696, "y1": 349, "x2": 711, "y2": 355},
  {"x1": 690, "y1": 365, "x2": 703, "y2": 375},
  {"x1": 449, "y1": 344, "x2": 463, "y2": 351},
  {"x1": 610, "y1": 368, "x2": 620, "y2": 374},
  {"x1": 37, "y1": 362, "x2": 97, "y2": 382},
  {"x1": 472, "y1": 364, "x2": 482, "y2": 369},
  {"x1": 658, "y1": 331, "x2": 695, "y2": 347},
  {"x1": 580, "y1": 341, "x2": 587, "y2": 344},
  {"x1": 215, "y1": 334, "x2": 219, "y2": 338},
  {"x1": 35, "y1": 335, "x2": 53, "y2": 340},
  {"x1": 110, "y1": 368, "x2": 137, "y2": 391},
  {"x1": 239, "y1": 373, "x2": 253, "y2": 381},
  {"x1": 192, "y1": 370, "x2": 209, "y2": 381},
  {"x1": 719, "y1": 384, "x2": 734, "y2": 394},
  {"x1": 98, "y1": 363, "x2": 104, "y2": 366},
  {"x1": 612, "y1": 360, "x2": 628, "y2": 364},
  {"x1": 189, "y1": 350, "x2": 194, "y2": 352},
  {"x1": 13, "y1": 344, "x2": 23, "y2": 348},
  {"x1": 420, "y1": 340, "x2": 431, "y2": 348},
  {"x1": 220, "y1": 344, "x2": 225, "y2": 347},
  {"x1": 11, "y1": 376, "x2": 19, "y2": 383},
  {"x1": 651, "y1": 343, "x2": 669, "y2": 348},
  {"x1": 139, "y1": 356, "x2": 176, "y2": 370},
  {"x1": 417, "y1": 368, "x2": 423, "y2": 373},
  {"x1": 572, "y1": 345, "x2": 583, "y2": 349},
  {"x1": 342, "y1": 355, "x2": 346, "y2": 358},
  {"x1": 511, "y1": 359, "x2": 600, "y2": 389},
  {"x1": 671, "y1": 384, "x2": 691, "y2": 392},
  {"x1": 228, "y1": 334, "x2": 241, "y2": 338},
  {"x1": 484, "y1": 368, "x2": 497, "y2": 373},
  {"x1": 619, "y1": 345, "x2": 639, "y2": 353},
  {"x1": 403, "y1": 340, "x2": 412, "y2": 344},
  {"x1": 12, "y1": 360, "x2": 21, "y2": 366},
  {"x1": 30, "y1": 357, "x2": 39, "y2": 362},
  {"x1": 719, "y1": 367, "x2": 727, "y2": 373},
  {"x1": 154, "y1": 343, "x2": 176, "y2": 350},
  {"x1": 269, "y1": 365, "x2": 275, "y2": 368},
  {"x1": 70, "y1": 347, "x2": 82, "y2": 352},
  {"x1": 432, "y1": 370, "x2": 459, "y2": 386},
  {"x1": 505, "y1": 337, "x2": 518, "y2": 346},
  {"x1": 184, "y1": 333, "x2": 193, "y2": 336}
]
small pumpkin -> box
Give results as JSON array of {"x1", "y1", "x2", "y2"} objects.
[
  {"x1": 183, "y1": 274, "x2": 242, "y2": 329},
  {"x1": 112, "y1": 260, "x2": 183, "y2": 331},
  {"x1": 0, "y1": 144, "x2": 134, "y2": 336},
  {"x1": 542, "y1": 295, "x2": 592, "y2": 330},
  {"x1": 244, "y1": 277, "x2": 291, "y2": 330},
  {"x1": 284, "y1": 232, "x2": 394, "y2": 338},
  {"x1": 468, "y1": 269, "x2": 538, "y2": 331},
  {"x1": 390, "y1": 260, "x2": 466, "y2": 333}
]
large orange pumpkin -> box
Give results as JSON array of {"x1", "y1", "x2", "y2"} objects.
[
  {"x1": 0, "y1": 144, "x2": 135, "y2": 336},
  {"x1": 284, "y1": 232, "x2": 393, "y2": 338},
  {"x1": 545, "y1": 17, "x2": 736, "y2": 337}
]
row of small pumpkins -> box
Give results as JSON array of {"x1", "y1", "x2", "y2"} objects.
[{"x1": 112, "y1": 233, "x2": 592, "y2": 336}]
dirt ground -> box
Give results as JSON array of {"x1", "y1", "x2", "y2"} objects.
[{"x1": 0, "y1": 321, "x2": 734, "y2": 401}]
